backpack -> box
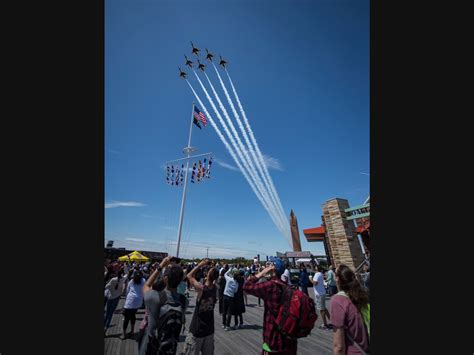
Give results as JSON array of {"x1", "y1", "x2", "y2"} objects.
[
  {"x1": 271, "y1": 280, "x2": 318, "y2": 339},
  {"x1": 146, "y1": 291, "x2": 186, "y2": 355}
]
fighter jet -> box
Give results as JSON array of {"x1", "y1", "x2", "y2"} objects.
[
  {"x1": 205, "y1": 48, "x2": 214, "y2": 62},
  {"x1": 197, "y1": 59, "x2": 206, "y2": 72},
  {"x1": 191, "y1": 42, "x2": 200, "y2": 56},
  {"x1": 184, "y1": 55, "x2": 193, "y2": 68},
  {"x1": 219, "y1": 55, "x2": 228, "y2": 68},
  {"x1": 178, "y1": 67, "x2": 187, "y2": 79}
]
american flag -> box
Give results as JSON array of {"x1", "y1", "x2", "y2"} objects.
[{"x1": 193, "y1": 106, "x2": 208, "y2": 126}]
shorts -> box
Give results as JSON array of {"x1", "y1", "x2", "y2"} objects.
[{"x1": 315, "y1": 294, "x2": 327, "y2": 311}]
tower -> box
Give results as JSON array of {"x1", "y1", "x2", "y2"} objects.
[
  {"x1": 322, "y1": 198, "x2": 365, "y2": 270},
  {"x1": 290, "y1": 210, "x2": 302, "y2": 252}
]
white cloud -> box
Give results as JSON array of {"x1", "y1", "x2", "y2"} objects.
[
  {"x1": 213, "y1": 158, "x2": 239, "y2": 171},
  {"x1": 360, "y1": 172, "x2": 370, "y2": 176},
  {"x1": 214, "y1": 153, "x2": 283, "y2": 172},
  {"x1": 105, "y1": 201, "x2": 146, "y2": 209},
  {"x1": 111, "y1": 238, "x2": 275, "y2": 259},
  {"x1": 125, "y1": 238, "x2": 146, "y2": 243},
  {"x1": 262, "y1": 154, "x2": 283, "y2": 171}
]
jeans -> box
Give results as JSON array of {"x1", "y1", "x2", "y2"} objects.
[{"x1": 104, "y1": 296, "x2": 120, "y2": 328}]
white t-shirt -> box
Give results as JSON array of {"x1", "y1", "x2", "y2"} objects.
[
  {"x1": 312, "y1": 272, "x2": 326, "y2": 296},
  {"x1": 105, "y1": 276, "x2": 127, "y2": 300},
  {"x1": 281, "y1": 269, "x2": 291, "y2": 285},
  {"x1": 124, "y1": 278, "x2": 145, "y2": 309}
]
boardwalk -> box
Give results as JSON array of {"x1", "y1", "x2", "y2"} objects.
[{"x1": 105, "y1": 288, "x2": 333, "y2": 354}]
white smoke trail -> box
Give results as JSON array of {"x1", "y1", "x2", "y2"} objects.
[
  {"x1": 193, "y1": 70, "x2": 287, "y2": 235},
  {"x1": 224, "y1": 69, "x2": 291, "y2": 238},
  {"x1": 185, "y1": 80, "x2": 290, "y2": 242},
  {"x1": 212, "y1": 63, "x2": 289, "y2": 232},
  {"x1": 202, "y1": 70, "x2": 286, "y2": 233}
]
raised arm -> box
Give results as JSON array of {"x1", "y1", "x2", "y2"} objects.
[
  {"x1": 187, "y1": 259, "x2": 209, "y2": 295},
  {"x1": 224, "y1": 267, "x2": 233, "y2": 282},
  {"x1": 143, "y1": 256, "x2": 172, "y2": 294},
  {"x1": 243, "y1": 264, "x2": 274, "y2": 299}
]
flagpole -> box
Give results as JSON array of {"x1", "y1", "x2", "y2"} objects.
[{"x1": 175, "y1": 103, "x2": 195, "y2": 257}]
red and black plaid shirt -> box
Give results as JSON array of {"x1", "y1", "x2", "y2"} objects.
[{"x1": 243, "y1": 276, "x2": 297, "y2": 352}]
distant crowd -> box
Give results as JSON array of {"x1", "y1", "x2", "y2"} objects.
[{"x1": 104, "y1": 256, "x2": 370, "y2": 354}]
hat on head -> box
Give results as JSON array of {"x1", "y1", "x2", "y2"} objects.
[{"x1": 268, "y1": 256, "x2": 285, "y2": 276}]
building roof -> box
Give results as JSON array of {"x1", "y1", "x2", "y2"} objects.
[
  {"x1": 303, "y1": 226, "x2": 325, "y2": 235},
  {"x1": 356, "y1": 219, "x2": 370, "y2": 233}
]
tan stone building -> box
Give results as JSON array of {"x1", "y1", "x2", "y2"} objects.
[{"x1": 303, "y1": 198, "x2": 366, "y2": 270}]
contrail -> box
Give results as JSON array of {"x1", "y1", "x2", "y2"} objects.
[
  {"x1": 188, "y1": 78, "x2": 287, "y2": 239},
  {"x1": 225, "y1": 69, "x2": 290, "y2": 238},
  {"x1": 185, "y1": 79, "x2": 290, "y2": 242},
  {"x1": 213, "y1": 63, "x2": 289, "y2": 232},
  {"x1": 193, "y1": 70, "x2": 287, "y2": 235},
  {"x1": 202, "y1": 70, "x2": 286, "y2": 233}
]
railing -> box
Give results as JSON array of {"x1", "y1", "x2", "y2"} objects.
[{"x1": 355, "y1": 257, "x2": 370, "y2": 273}]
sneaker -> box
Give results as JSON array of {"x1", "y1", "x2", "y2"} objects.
[
  {"x1": 221, "y1": 325, "x2": 226, "y2": 329},
  {"x1": 238, "y1": 324, "x2": 244, "y2": 329},
  {"x1": 224, "y1": 327, "x2": 231, "y2": 331}
]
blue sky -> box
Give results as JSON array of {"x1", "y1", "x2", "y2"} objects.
[{"x1": 105, "y1": 0, "x2": 369, "y2": 259}]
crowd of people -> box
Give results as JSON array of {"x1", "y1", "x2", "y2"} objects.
[{"x1": 104, "y1": 256, "x2": 370, "y2": 354}]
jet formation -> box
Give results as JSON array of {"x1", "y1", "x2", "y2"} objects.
[{"x1": 179, "y1": 42, "x2": 228, "y2": 78}]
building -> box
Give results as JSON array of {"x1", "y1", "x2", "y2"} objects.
[
  {"x1": 289, "y1": 210, "x2": 302, "y2": 252},
  {"x1": 104, "y1": 247, "x2": 168, "y2": 262},
  {"x1": 344, "y1": 196, "x2": 370, "y2": 257},
  {"x1": 303, "y1": 197, "x2": 368, "y2": 270}
]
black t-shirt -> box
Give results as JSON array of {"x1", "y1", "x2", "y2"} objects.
[{"x1": 189, "y1": 285, "x2": 217, "y2": 338}]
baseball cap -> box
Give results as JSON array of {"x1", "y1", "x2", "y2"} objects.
[{"x1": 268, "y1": 256, "x2": 285, "y2": 276}]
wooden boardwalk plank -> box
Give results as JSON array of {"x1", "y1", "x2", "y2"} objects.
[{"x1": 105, "y1": 288, "x2": 333, "y2": 354}]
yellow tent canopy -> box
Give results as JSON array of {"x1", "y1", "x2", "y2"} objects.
[{"x1": 118, "y1": 251, "x2": 149, "y2": 262}]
